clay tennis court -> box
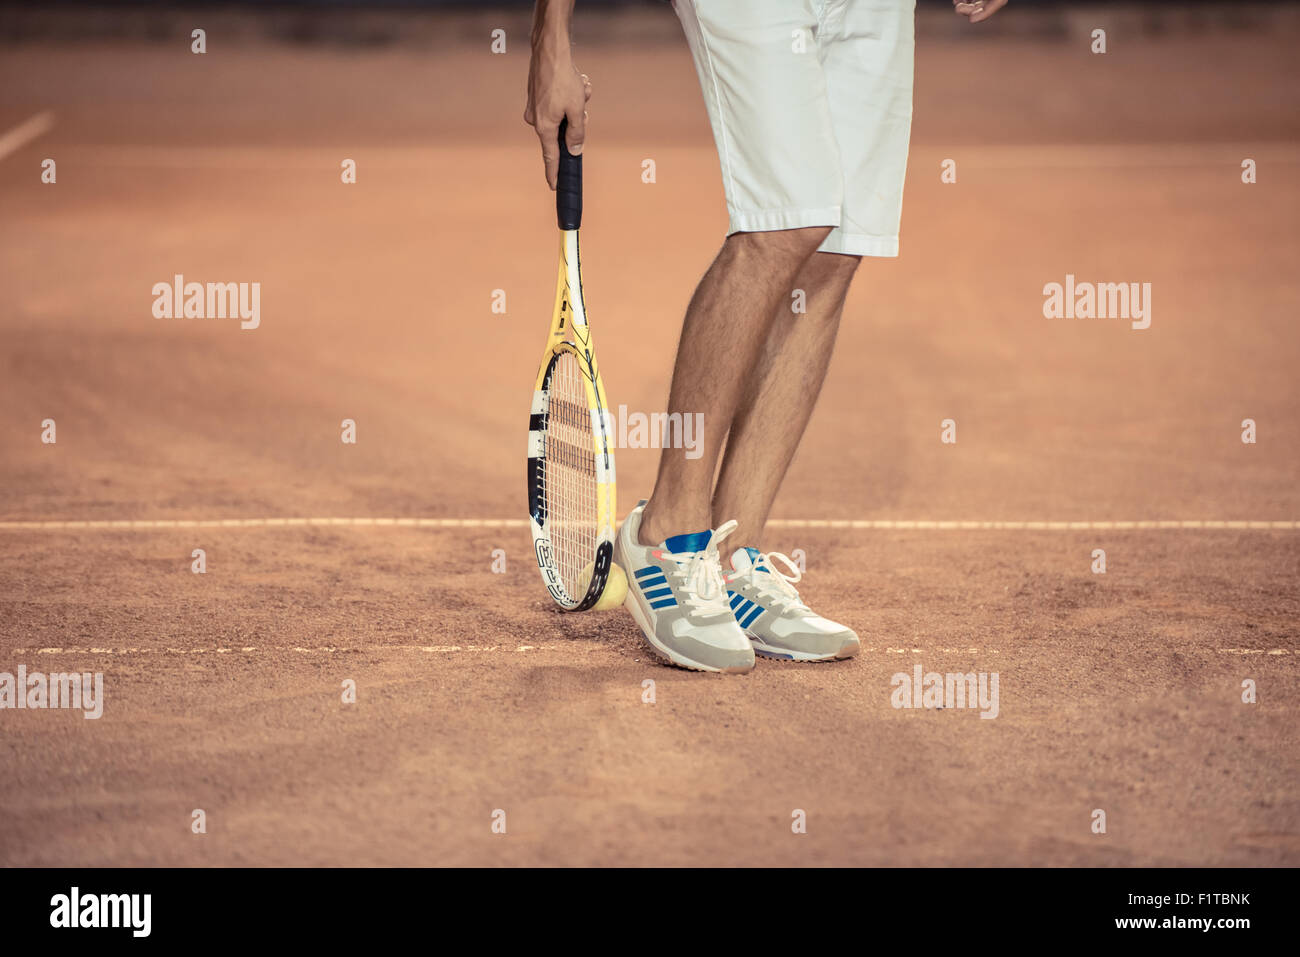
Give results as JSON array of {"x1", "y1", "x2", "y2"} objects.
[{"x1": 1, "y1": 3, "x2": 1297, "y2": 866}]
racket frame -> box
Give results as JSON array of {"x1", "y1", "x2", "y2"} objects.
[{"x1": 527, "y1": 223, "x2": 617, "y2": 611}]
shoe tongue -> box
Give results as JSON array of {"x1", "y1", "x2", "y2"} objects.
[
  {"x1": 729, "y1": 547, "x2": 765, "y2": 572},
  {"x1": 663, "y1": 530, "x2": 712, "y2": 554}
]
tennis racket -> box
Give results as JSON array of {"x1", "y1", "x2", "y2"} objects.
[{"x1": 527, "y1": 119, "x2": 617, "y2": 611}]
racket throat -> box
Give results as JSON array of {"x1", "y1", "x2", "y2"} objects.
[{"x1": 559, "y1": 229, "x2": 588, "y2": 330}]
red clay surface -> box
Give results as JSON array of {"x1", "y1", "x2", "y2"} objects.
[{"x1": 1, "y1": 10, "x2": 1297, "y2": 865}]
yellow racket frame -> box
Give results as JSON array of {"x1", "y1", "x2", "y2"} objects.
[{"x1": 527, "y1": 229, "x2": 617, "y2": 610}]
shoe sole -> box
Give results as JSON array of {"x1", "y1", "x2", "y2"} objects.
[
  {"x1": 749, "y1": 635, "x2": 861, "y2": 662},
  {"x1": 623, "y1": 590, "x2": 754, "y2": 674}
]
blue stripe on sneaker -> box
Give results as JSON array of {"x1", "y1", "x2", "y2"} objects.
[
  {"x1": 643, "y1": 587, "x2": 673, "y2": 600},
  {"x1": 663, "y1": 530, "x2": 711, "y2": 554},
  {"x1": 741, "y1": 603, "x2": 764, "y2": 628},
  {"x1": 734, "y1": 598, "x2": 753, "y2": 618},
  {"x1": 649, "y1": 597, "x2": 677, "y2": 609},
  {"x1": 634, "y1": 566, "x2": 660, "y2": 579},
  {"x1": 729, "y1": 593, "x2": 744, "y2": 610},
  {"x1": 638, "y1": 575, "x2": 668, "y2": 589}
]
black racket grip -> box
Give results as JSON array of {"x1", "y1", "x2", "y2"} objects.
[{"x1": 556, "y1": 117, "x2": 582, "y2": 230}]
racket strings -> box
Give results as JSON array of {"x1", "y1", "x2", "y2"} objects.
[{"x1": 540, "y1": 353, "x2": 599, "y2": 602}]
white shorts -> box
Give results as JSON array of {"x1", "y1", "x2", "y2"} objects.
[{"x1": 673, "y1": 0, "x2": 916, "y2": 257}]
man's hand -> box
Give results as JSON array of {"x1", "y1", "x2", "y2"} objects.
[
  {"x1": 524, "y1": 1, "x2": 592, "y2": 190},
  {"x1": 954, "y1": 0, "x2": 1008, "y2": 24}
]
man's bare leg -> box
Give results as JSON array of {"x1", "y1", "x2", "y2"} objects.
[
  {"x1": 638, "y1": 226, "x2": 832, "y2": 546},
  {"x1": 712, "y1": 251, "x2": 863, "y2": 549}
]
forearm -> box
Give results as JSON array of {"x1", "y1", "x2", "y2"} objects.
[{"x1": 531, "y1": 0, "x2": 575, "y2": 49}]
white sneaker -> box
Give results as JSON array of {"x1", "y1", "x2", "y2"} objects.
[
  {"x1": 725, "y1": 548, "x2": 860, "y2": 661},
  {"x1": 613, "y1": 502, "x2": 755, "y2": 674}
]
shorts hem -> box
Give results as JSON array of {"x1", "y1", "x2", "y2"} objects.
[
  {"x1": 727, "y1": 206, "x2": 841, "y2": 236},
  {"x1": 818, "y1": 232, "x2": 900, "y2": 258}
]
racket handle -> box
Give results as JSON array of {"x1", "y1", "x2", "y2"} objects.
[{"x1": 556, "y1": 117, "x2": 582, "y2": 230}]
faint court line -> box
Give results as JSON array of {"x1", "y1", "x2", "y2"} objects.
[
  {"x1": 0, "y1": 518, "x2": 1297, "y2": 531},
  {"x1": 48, "y1": 143, "x2": 1300, "y2": 171},
  {"x1": 932, "y1": 143, "x2": 1300, "y2": 169},
  {"x1": 0, "y1": 111, "x2": 55, "y2": 162}
]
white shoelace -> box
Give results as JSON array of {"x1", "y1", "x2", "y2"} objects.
[
  {"x1": 733, "y1": 551, "x2": 810, "y2": 614},
  {"x1": 659, "y1": 519, "x2": 737, "y2": 615}
]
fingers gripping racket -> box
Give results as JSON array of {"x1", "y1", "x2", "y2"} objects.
[{"x1": 527, "y1": 120, "x2": 618, "y2": 611}]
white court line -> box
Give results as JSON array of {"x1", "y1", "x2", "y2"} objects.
[
  {"x1": 772, "y1": 519, "x2": 1299, "y2": 530},
  {"x1": 0, "y1": 111, "x2": 55, "y2": 162},
  {"x1": 0, "y1": 518, "x2": 1296, "y2": 531},
  {"x1": 14, "y1": 645, "x2": 543, "y2": 655},
  {"x1": 11, "y1": 646, "x2": 1291, "y2": 657}
]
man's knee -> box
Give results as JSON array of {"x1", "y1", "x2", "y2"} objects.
[
  {"x1": 793, "y1": 251, "x2": 862, "y2": 305},
  {"x1": 808, "y1": 250, "x2": 863, "y2": 285},
  {"x1": 728, "y1": 225, "x2": 834, "y2": 266}
]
